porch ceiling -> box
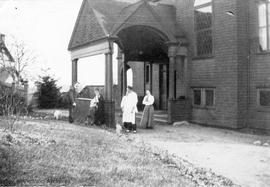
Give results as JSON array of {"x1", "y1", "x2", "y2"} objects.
[{"x1": 118, "y1": 26, "x2": 169, "y2": 62}]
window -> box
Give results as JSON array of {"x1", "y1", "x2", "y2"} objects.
[
  {"x1": 193, "y1": 88, "x2": 215, "y2": 107},
  {"x1": 258, "y1": 88, "x2": 270, "y2": 107},
  {"x1": 194, "y1": 0, "x2": 213, "y2": 56},
  {"x1": 145, "y1": 64, "x2": 150, "y2": 83},
  {"x1": 193, "y1": 89, "x2": 202, "y2": 105},
  {"x1": 258, "y1": 0, "x2": 270, "y2": 51},
  {"x1": 205, "y1": 89, "x2": 214, "y2": 106}
]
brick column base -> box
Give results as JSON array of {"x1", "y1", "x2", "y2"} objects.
[
  {"x1": 104, "y1": 100, "x2": 115, "y2": 128},
  {"x1": 168, "y1": 99, "x2": 191, "y2": 124},
  {"x1": 74, "y1": 98, "x2": 91, "y2": 123}
]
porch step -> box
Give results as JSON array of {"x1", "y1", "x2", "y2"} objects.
[{"x1": 136, "y1": 111, "x2": 168, "y2": 123}]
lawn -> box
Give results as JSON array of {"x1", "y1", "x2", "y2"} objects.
[{"x1": 0, "y1": 118, "x2": 196, "y2": 187}]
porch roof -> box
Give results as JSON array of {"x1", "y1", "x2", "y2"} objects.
[{"x1": 68, "y1": 0, "x2": 182, "y2": 51}]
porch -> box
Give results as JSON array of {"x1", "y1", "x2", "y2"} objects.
[{"x1": 68, "y1": 0, "x2": 190, "y2": 127}]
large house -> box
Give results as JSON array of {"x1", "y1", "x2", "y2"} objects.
[
  {"x1": 68, "y1": 0, "x2": 270, "y2": 130},
  {"x1": 0, "y1": 33, "x2": 29, "y2": 105}
]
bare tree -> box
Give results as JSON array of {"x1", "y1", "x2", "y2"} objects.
[
  {"x1": 0, "y1": 35, "x2": 36, "y2": 85},
  {"x1": 0, "y1": 35, "x2": 33, "y2": 131}
]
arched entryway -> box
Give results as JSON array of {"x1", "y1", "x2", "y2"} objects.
[
  {"x1": 68, "y1": 0, "x2": 190, "y2": 126},
  {"x1": 116, "y1": 25, "x2": 170, "y2": 110}
]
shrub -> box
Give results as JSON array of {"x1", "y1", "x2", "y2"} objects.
[
  {"x1": 0, "y1": 85, "x2": 27, "y2": 131},
  {"x1": 35, "y1": 76, "x2": 61, "y2": 109}
]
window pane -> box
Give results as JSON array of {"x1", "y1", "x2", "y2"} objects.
[
  {"x1": 197, "y1": 30, "x2": 213, "y2": 56},
  {"x1": 194, "y1": 90, "x2": 201, "y2": 105},
  {"x1": 259, "y1": 3, "x2": 267, "y2": 27},
  {"x1": 259, "y1": 27, "x2": 267, "y2": 51},
  {"x1": 146, "y1": 65, "x2": 150, "y2": 83},
  {"x1": 260, "y1": 90, "x2": 270, "y2": 106},
  {"x1": 195, "y1": 6, "x2": 212, "y2": 30},
  {"x1": 205, "y1": 90, "x2": 214, "y2": 106},
  {"x1": 194, "y1": 0, "x2": 211, "y2": 7}
]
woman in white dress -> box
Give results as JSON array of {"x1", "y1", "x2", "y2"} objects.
[{"x1": 140, "y1": 90, "x2": 155, "y2": 129}]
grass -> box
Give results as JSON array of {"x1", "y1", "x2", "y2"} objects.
[{"x1": 0, "y1": 119, "x2": 195, "y2": 187}]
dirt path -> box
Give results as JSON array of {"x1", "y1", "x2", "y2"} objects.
[{"x1": 130, "y1": 124, "x2": 270, "y2": 187}]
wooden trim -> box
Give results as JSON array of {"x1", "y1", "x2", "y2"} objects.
[
  {"x1": 194, "y1": 2, "x2": 212, "y2": 9},
  {"x1": 70, "y1": 39, "x2": 110, "y2": 60}
]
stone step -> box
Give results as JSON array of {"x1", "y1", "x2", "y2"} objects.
[{"x1": 136, "y1": 111, "x2": 168, "y2": 123}]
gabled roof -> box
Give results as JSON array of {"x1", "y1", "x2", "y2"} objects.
[
  {"x1": 68, "y1": 0, "x2": 181, "y2": 51},
  {"x1": 68, "y1": 0, "x2": 130, "y2": 50},
  {"x1": 110, "y1": 1, "x2": 145, "y2": 34}
]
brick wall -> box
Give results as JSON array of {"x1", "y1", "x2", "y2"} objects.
[
  {"x1": 236, "y1": 0, "x2": 249, "y2": 127},
  {"x1": 114, "y1": 0, "x2": 270, "y2": 129},
  {"x1": 248, "y1": 0, "x2": 270, "y2": 130},
  {"x1": 168, "y1": 99, "x2": 192, "y2": 123},
  {"x1": 175, "y1": 0, "x2": 250, "y2": 128}
]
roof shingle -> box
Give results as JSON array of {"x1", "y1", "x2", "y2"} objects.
[{"x1": 68, "y1": 0, "x2": 180, "y2": 51}]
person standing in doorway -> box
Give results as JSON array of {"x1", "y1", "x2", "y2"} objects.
[
  {"x1": 68, "y1": 83, "x2": 79, "y2": 123},
  {"x1": 140, "y1": 90, "x2": 155, "y2": 129},
  {"x1": 120, "y1": 86, "x2": 138, "y2": 133}
]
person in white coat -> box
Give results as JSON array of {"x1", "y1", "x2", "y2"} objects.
[{"x1": 120, "y1": 86, "x2": 138, "y2": 133}]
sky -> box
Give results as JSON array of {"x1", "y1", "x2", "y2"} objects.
[{"x1": 0, "y1": 0, "x2": 130, "y2": 91}]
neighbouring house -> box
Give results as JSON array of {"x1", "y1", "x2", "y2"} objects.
[
  {"x1": 0, "y1": 33, "x2": 14, "y2": 85},
  {"x1": 68, "y1": 0, "x2": 270, "y2": 130},
  {"x1": 0, "y1": 33, "x2": 29, "y2": 105}
]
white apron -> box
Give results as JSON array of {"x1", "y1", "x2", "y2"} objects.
[{"x1": 121, "y1": 92, "x2": 138, "y2": 124}]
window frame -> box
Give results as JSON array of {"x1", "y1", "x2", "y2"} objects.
[
  {"x1": 257, "y1": 88, "x2": 270, "y2": 108},
  {"x1": 194, "y1": 0, "x2": 213, "y2": 57},
  {"x1": 192, "y1": 87, "x2": 216, "y2": 108},
  {"x1": 205, "y1": 88, "x2": 215, "y2": 107},
  {"x1": 258, "y1": 0, "x2": 270, "y2": 52},
  {"x1": 193, "y1": 88, "x2": 202, "y2": 106}
]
